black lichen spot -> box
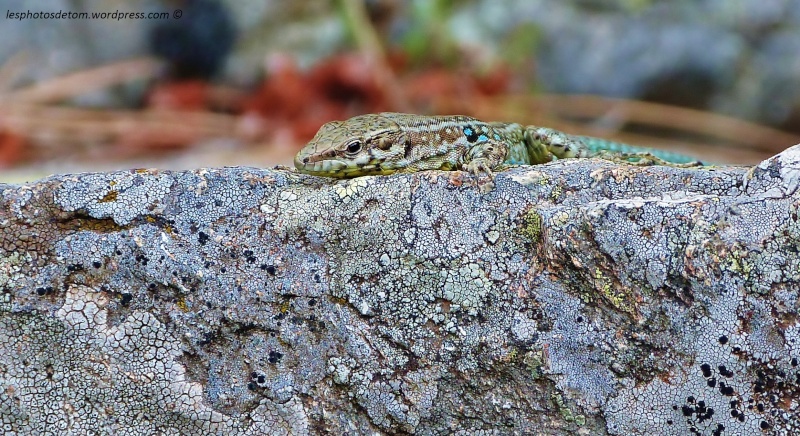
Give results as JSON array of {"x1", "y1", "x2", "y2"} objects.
[
  {"x1": 244, "y1": 250, "x2": 256, "y2": 264},
  {"x1": 697, "y1": 404, "x2": 713, "y2": 422},
  {"x1": 760, "y1": 420, "x2": 771, "y2": 430},
  {"x1": 313, "y1": 272, "x2": 321, "y2": 283},
  {"x1": 718, "y1": 365, "x2": 734, "y2": 378},
  {"x1": 36, "y1": 287, "x2": 47, "y2": 296},
  {"x1": 198, "y1": 231, "x2": 209, "y2": 245},
  {"x1": 712, "y1": 424, "x2": 724, "y2": 436},
  {"x1": 791, "y1": 357, "x2": 798, "y2": 367},
  {"x1": 707, "y1": 378, "x2": 717, "y2": 388},
  {"x1": 247, "y1": 382, "x2": 257, "y2": 391},
  {"x1": 576, "y1": 316, "x2": 584, "y2": 323},
  {"x1": 220, "y1": 267, "x2": 227, "y2": 273},
  {"x1": 718, "y1": 335, "x2": 728, "y2": 345},
  {"x1": 308, "y1": 298, "x2": 316, "y2": 307},
  {"x1": 67, "y1": 263, "x2": 84, "y2": 272},
  {"x1": 196, "y1": 331, "x2": 215, "y2": 346},
  {"x1": 701, "y1": 363, "x2": 712, "y2": 377},
  {"x1": 268, "y1": 350, "x2": 283, "y2": 364},
  {"x1": 92, "y1": 261, "x2": 102, "y2": 269},
  {"x1": 718, "y1": 382, "x2": 735, "y2": 396},
  {"x1": 681, "y1": 397, "x2": 714, "y2": 423},
  {"x1": 257, "y1": 374, "x2": 265, "y2": 384},
  {"x1": 121, "y1": 293, "x2": 133, "y2": 306}
]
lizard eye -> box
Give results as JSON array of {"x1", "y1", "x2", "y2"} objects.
[{"x1": 345, "y1": 140, "x2": 363, "y2": 154}]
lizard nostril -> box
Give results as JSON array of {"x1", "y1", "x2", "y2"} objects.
[{"x1": 302, "y1": 157, "x2": 309, "y2": 163}]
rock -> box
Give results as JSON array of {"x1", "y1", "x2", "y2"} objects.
[{"x1": 1, "y1": 148, "x2": 799, "y2": 434}]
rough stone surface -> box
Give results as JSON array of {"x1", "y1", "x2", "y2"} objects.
[{"x1": 1, "y1": 146, "x2": 799, "y2": 435}]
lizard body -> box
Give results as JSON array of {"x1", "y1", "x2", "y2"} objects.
[{"x1": 294, "y1": 112, "x2": 701, "y2": 179}]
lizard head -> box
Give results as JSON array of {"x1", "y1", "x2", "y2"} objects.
[
  {"x1": 294, "y1": 113, "x2": 409, "y2": 177},
  {"x1": 527, "y1": 127, "x2": 585, "y2": 159}
]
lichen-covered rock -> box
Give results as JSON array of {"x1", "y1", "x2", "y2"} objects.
[{"x1": 0, "y1": 146, "x2": 798, "y2": 435}]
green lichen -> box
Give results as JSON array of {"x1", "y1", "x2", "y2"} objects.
[
  {"x1": 593, "y1": 267, "x2": 637, "y2": 315},
  {"x1": 98, "y1": 190, "x2": 118, "y2": 203},
  {"x1": 0, "y1": 251, "x2": 27, "y2": 290},
  {"x1": 728, "y1": 246, "x2": 753, "y2": 275},
  {"x1": 551, "y1": 392, "x2": 585, "y2": 426},
  {"x1": 550, "y1": 184, "x2": 563, "y2": 202},
  {"x1": 520, "y1": 209, "x2": 544, "y2": 243},
  {"x1": 523, "y1": 350, "x2": 545, "y2": 379}
]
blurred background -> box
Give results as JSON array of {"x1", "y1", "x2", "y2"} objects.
[{"x1": 2, "y1": 0, "x2": 800, "y2": 183}]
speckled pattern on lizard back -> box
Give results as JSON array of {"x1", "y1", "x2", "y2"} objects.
[{"x1": 294, "y1": 112, "x2": 700, "y2": 179}]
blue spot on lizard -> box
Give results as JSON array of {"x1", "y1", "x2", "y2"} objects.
[{"x1": 463, "y1": 126, "x2": 480, "y2": 143}]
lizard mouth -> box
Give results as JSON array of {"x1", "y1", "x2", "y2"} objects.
[
  {"x1": 294, "y1": 155, "x2": 397, "y2": 178},
  {"x1": 294, "y1": 154, "x2": 347, "y2": 174}
]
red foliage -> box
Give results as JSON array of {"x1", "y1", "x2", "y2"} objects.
[
  {"x1": 0, "y1": 129, "x2": 25, "y2": 168},
  {"x1": 241, "y1": 53, "x2": 512, "y2": 143},
  {"x1": 142, "y1": 52, "x2": 514, "y2": 148},
  {"x1": 147, "y1": 80, "x2": 212, "y2": 111},
  {"x1": 242, "y1": 53, "x2": 391, "y2": 142}
]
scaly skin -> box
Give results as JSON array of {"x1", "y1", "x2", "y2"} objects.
[{"x1": 294, "y1": 112, "x2": 701, "y2": 179}]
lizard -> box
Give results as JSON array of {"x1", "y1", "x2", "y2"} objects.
[{"x1": 293, "y1": 112, "x2": 702, "y2": 181}]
